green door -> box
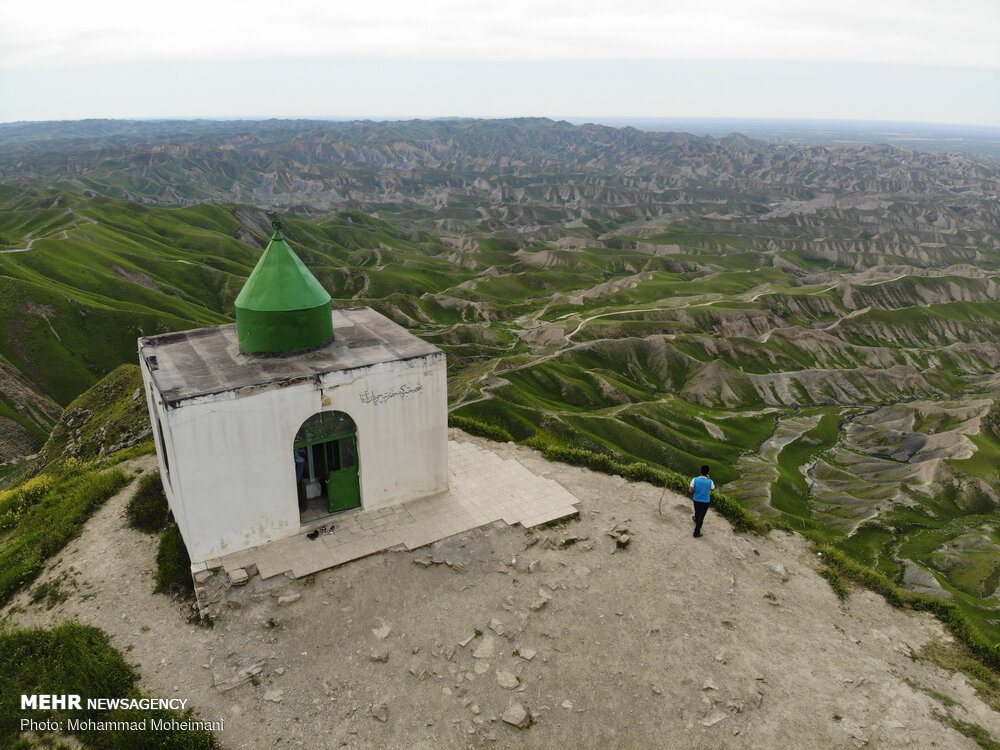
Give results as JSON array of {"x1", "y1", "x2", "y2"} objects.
[{"x1": 326, "y1": 435, "x2": 361, "y2": 513}]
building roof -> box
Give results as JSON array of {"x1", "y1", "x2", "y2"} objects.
[
  {"x1": 140, "y1": 307, "x2": 441, "y2": 407},
  {"x1": 234, "y1": 225, "x2": 333, "y2": 353}
]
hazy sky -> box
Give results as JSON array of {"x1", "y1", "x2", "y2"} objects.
[{"x1": 1, "y1": 0, "x2": 998, "y2": 124}]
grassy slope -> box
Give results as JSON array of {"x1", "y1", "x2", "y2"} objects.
[{"x1": 3, "y1": 183, "x2": 1000, "y2": 652}]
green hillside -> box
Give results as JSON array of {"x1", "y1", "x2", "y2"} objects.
[{"x1": 2, "y1": 171, "x2": 1000, "y2": 653}]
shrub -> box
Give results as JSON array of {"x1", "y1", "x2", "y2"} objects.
[
  {"x1": 154, "y1": 524, "x2": 193, "y2": 597},
  {"x1": 448, "y1": 415, "x2": 515, "y2": 443},
  {"x1": 125, "y1": 471, "x2": 169, "y2": 533},
  {"x1": 819, "y1": 568, "x2": 850, "y2": 601}
]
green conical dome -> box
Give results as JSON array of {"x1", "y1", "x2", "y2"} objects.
[{"x1": 235, "y1": 223, "x2": 333, "y2": 354}]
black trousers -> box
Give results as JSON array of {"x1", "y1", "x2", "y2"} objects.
[{"x1": 693, "y1": 501, "x2": 710, "y2": 533}]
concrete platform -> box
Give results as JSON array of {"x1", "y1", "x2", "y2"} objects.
[{"x1": 216, "y1": 439, "x2": 580, "y2": 579}]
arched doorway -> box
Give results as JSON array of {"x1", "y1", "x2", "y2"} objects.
[{"x1": 294, "y1": 411, "x2": 361, "y2": 521}]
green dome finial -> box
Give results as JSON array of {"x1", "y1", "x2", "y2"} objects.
[{"x1": 234, "y1": 222, "x2": 333, "y2": 354}]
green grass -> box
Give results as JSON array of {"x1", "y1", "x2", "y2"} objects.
[
  {"x1": 0, "y1": 467, "x2": 130, "y2": 606},
  {"x1": 34, "y1": 365, "x2": 150, "y2": 475},
  {"x1": 0, "y1": 622, "x2": 217, "y2": 749},
  {"x1": 771, "y1": 410, "x2": 841, "y2": 517},
  {"x1": 125, "y1": 472, "x2": 170, "y2": 534},
  {"x1": 154, "y1": 524, "x2": 193, "y2": 597}
]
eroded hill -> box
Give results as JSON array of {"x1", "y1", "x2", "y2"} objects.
[{"x1": 1, "y1": 118, "x2": 999, "y2": 650}]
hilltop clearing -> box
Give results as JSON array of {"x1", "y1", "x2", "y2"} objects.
[{"x1": 4, "y1": 434, "x2": 999, "y2": 749}]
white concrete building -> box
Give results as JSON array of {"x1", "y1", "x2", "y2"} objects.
[{"x1": 138, "y1": 226, "x2": 448, "y2": 564}]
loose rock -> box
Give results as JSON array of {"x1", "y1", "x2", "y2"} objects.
[
  {"x1": 371, "y1": 703, "x2": 389, "y2": 722},
  {"x1": 496, "y1": 671, "x2": 518, "y2": 690},
  {"x1": 228, "y1": 568, "x2": 249, "y2": 587},
  {"x1": 763, "y1": 561, "x2": 789, "y2": 581},
  {"x1": 473, "y1": 635, "x2": 497, "y2": 659},
  {"x1": 501, "y1": 701, "x2": 530, "y2": 728},
  {"x1": 262, "y1": 689, "x2": 284, "y2": 703},
  {"x1": 276, "y1": 593, "x2": 301, "y2": 606}
]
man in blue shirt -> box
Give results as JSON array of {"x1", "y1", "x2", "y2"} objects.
[{"x1": 688, "y1": 465, "x2": 715, "y2": 538}]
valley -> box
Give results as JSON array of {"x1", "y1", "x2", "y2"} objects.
[{"x1": 2, "y1": 117, "x2": 1000, "y2": 651}]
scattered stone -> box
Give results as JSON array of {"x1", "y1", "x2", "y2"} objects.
[
  {"x1": 408, "y1": 666, "x2": 428, "y2": 681},
  {"x1": 474, "y1": 661, "x2": 490, "y2": 675},
  {"x1": 529, "y1": 598, "x2": 547, "y2": 611},
  {"x1": 702, "y1": 712, "x2": 727, "y2": 727},
  {"x1": 372, "y1": 623, "x2": 392, "y2": 640},
  {"x1": 262, "y1": 689, "x2": 284, "y2": 703},
  {"x1": 561, "y1": 700, "x2": 573, "y2": 709},
  {"x1": 447, "y1": 561, "x2": 467, "y2": 573},
  {"x1": 495, "y1": 564, "x2": 509, "y2": 575},
  {"x1": 538, "y1": 587, "x2": 553, "y2": 600},
  {"x1": 489, "y1": 618, "x2": 505, "y2": 635},
  {"x1": 501, "y1": 701, "x2": 530, "y2": 728},
  {"x1": 702, "y1": 679, "x2": 717, "y2": 691},
  {"x1": 276, "y1": 593, "x2": 301, "y2": 606},
  {"x1": 470, "y1": 702, "x2": 481, "y2": 715},
  {"x1": 442, "y1": 687, "x2": 452, "y2": 696},
  {"x1": 459, "y1": 634, "x2": 475, "y2": 647},
  {"x1": 225, "y1": 600, "x2": 242, "y2": 610},
  {"x1": 194, "y1": 569, "x2": 213, "y2": 584},
  {"x1": 496, "y1": 671, "x2": 518, "y2": 690},
  {"x1": 274, "y1": 667, "x2": 285, "y2": 676},
  {"x1": 763, "y1": 561, "x2": 789, "y2": 581},
  {"x1": 518, "y1": 648, "x2": 536, "y2": 661},
  {"x1": 528, "y1": 560, "x2": 541, "y2": 573},
  {"x1": 413, "y1": 558, "x2": 433, "y2": 567},
  {"x1": 574, "y1": 566, "x2": 591, "y2": 577},
  {"x1": 473, "y1": 635, "x2": 497, "y2": 659},
  {"x1": 607, "y1": 527, "x2": 631, "y2": 550},
  {"x1": 369, "y1": 648, "x2": 389, "y2": 663},
  {"x1": 370, "y1": 703, "x2": 389, "y2": 722},
  {"x1": 228, "y1": 568, "x2": 249, "y2": 586},
  {"x1": 213, "y1": 673, "x2": 249, "y2": 692},
  {"x1": 652, "y1": 686, "x2": 662, "y2": 695}
]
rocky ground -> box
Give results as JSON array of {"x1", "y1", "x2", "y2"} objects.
[{"x1": 5, "y1": 436, "x2": 1000, "y2": 749}]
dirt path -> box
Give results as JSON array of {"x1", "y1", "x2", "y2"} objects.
[{"x1": 4, "y1": 440, "x2": 998, "y2": 749}]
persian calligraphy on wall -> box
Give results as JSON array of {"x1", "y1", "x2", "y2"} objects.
[{"x1": 359, "y1": 383, "x2": 424, "y2": 406}]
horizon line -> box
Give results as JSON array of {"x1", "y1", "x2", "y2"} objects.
[{"x1": 3, "y1": 115, "x2": 1000, "y2": 131}]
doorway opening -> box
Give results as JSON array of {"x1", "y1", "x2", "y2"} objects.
[{"x1": 294, "y1": 411, "x2": 361, "y2": 524}]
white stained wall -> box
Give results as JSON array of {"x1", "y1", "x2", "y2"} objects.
[{"x1": 140, "y1": 352, "x2": 448, "y2": 564}]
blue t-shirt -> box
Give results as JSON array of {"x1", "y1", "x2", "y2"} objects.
[{"x1": 690, "y1": 475, "x2": 714, "y2": 503}]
